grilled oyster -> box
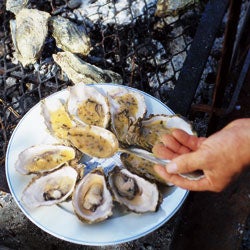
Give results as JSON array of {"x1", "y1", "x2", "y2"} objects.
[
  {"x1": 49, "y1": 16, "x2": 91, "y2": 56},
  {"x1": 120, "y1": 151, "x2": 171, "y2": 185},
  {"x1": 155, "y1": 0, "x2": 197, "y2": 17},
  {"x1": 41, "y1": 98, "x2": 76, "y2": 142},
  {"x1": 53, "y1": 51, "x2": 122, "y2": 84},
  {"x1": 67, "y1": 125, "x2": 119, "y2": 158},
  {"x1": 108, "y1": 166, "x2": 161, "y2": 213},
  {"x1": 15, "y1": 144, "x2": 76, "y2": 175},
  {"x1": 10, "y1": 8, "x2": 50, "y2": 66},
  {"x1": 72, "y1": 167, "x2": 113, "y2": 224},
  {"x1": 67, "y1": 84, "x2": 110, "y2": 128},
  {"x1": 22, "y1": 166, "x2": 78, "y2": 208},
  {"x1": 126, "y1": 114, "x2": 194, "y2": 151},
  {"x1": 108, "y1": 87, "x2": 147, "y2": 144}
]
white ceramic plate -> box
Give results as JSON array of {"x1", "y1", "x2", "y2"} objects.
[{"x1": 6, "y1": 83, "x2": 188, "y2": 246}]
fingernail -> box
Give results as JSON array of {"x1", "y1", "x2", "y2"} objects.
[{"x1": 166, "y1": 162, "x2": 178, "y2": 173}]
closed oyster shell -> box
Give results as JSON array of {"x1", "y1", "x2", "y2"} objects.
[
  {"x1": 15, "y1": 144, "x2": 76, "y2": 175},
  {"x1": 155, "y1": 0, "x2": 197, "y2": 17},
  {"x1": 10, "y1": 8, "x2": 50, "y2": 66},
  {"x1": 22, "y1": 166, "x2": 78, "y2": 208},
  {"x1": 108, "y1": 166, "x2": 161, "y2": 213},
  {"x1": 6, "y1": 0, "x2": 28, "y2": 15},
  {"x1": 67, "y1": 84, "x2": 110, "y2": 128},
  {"x1": 53, "y1": 51, "x2": 122, "y2": 84},
  {"x1": 49, "y1": 16, "x2": 91, "y2": 56},
  {"x1": 72, "y1": 167, "x2": 113, "y2": 224}
]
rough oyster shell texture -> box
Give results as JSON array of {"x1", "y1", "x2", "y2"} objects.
[
  {"x1": 22, "y1": 166, "x2": 78, "y2": 209},
  {"x1": 49, "y1": 15, "x2": 91, "y2": 56},
  {"x1": 53, "y1": 51, "x2": 123, "y2": 84},
  {"x1": 10, "y1": 8, "x2": 50, "y2": 66}
]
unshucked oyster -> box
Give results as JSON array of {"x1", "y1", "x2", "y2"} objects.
[
  {"x1": 22, "y1": 166, "x2": 78, "y2": 208},
  {"x1": 108, "y1": 166, "x2": 161, "y2": 213},
  {"x1": 53, "y1": 51, "x2": 122, "y2": 84},
  {"x1": 10, "y1": 8, "x2": 50, "y2": 66},
  {"x1": 49, "y1": 16, "x2": 91, "y2": 56},
  {"x1": 72, "y1": 167, "x2": 113, "y2": 224}
]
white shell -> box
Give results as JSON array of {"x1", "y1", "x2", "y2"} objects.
[
  {"x1": 67, "y1": 125, "x2": 119, "y2": 158},
  {"x1": 108, "y1": 167, "x2": 160, "y2": 213},
  {"x1": 108, "y1": 87, "x2": 147, "y2": 142},
  {"x1": 22, "y1": 166, "x2": 78, "y2": 208},
  {"x1": 67, "y1": 84, "x2": 110, "y2": 128},
  {"x1": 15, "y1": 144, "x2": 76, "y2": 174},
  {"x1": 72, "y1": 168, "x2": 113, "y2": 224}
]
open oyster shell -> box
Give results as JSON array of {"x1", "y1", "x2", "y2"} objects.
[
  {"x1": 53, "y1": 51, "x2": 122, "y2": 84},
  {"x1": 67, "y1": 125, "x2": 119, "y2": 158},
  {"x1": 49, "y1": 16, "x2": 91, "y2": 56},
  {"x1": 67, "y1": 84, "x2": 110, "y2": 128},
  {"x1": 126, "y1": 114, "x2": 194, "y2": 151},
  {"x1": 15, "y1": 144, "x2": 76, "y2": 175},
  {"x1": 40, "y1": 98, "x2": 76, "y2": 142},
  {"x1": 108, "y1": 166, "x2": 161, "y2": 213},
  {"x1": 108, "y1": 87, "x2": 147, "y2": 144},
  {"x1": 10, "y1": 8, "x2": 50, "y2": 66},
  {"x1": 22, "y1": 166, "x2": 78, "y2": 209},
  {"x1": 72, "y1": 167, "x2": 113, "y2": 224}
]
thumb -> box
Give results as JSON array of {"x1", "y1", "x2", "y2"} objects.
[{"x1": 166, "y1": 150, "x2": 204, "y2": 174}]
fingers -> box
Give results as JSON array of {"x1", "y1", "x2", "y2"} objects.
[
  {"x1": 152, "y1": 142, "x2": 179, "y2": 160},
  {"x1": 172, "y1": 129, "x2": 202, "y2": 150},
  {"x1": 154, "y1": 165, "x2": 211, "y2": 191}
]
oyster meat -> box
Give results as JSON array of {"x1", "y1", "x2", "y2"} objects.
[
  {"x1": 67, "y1": 125, "x2": 119, "y2": 158},
  {"x1": 72, "y1": 167, "x2": 113, "y2": 224},
  {"x1": 41, "y1": 98, "x2": 76, "y2": 142},
  {"x1": 49, "y1": 16, "x2": 91, "y2": 56},
  {"x1": 10, "y1": 8, "x2": 50, "y2": 66},
  {"x1": 53, "y1": 51, "x2": 122, "y2": 84},
  {"x1": 67, "y1": 84, "x2": 110, "y2": 128},
  {"x1": 15, "y1": 144, "x2": 76, "y2": 175},
  {"x1": 108, "y1": 87, "x2": 147, "y2": 144},
  {"x1": 22, "y1": 166, "x2": 78, "y2": 208},
  {"x1": 108, "y1": 166, "x2": 161, "y2": 213}
]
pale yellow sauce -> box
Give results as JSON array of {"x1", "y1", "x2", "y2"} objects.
[
  {"x1": 28, "y1": 150, "x2": 75, "y2": 172},
  {"x1": 50, "y1": 107, "x2": 74, "y2": 139},
  {"x1": 77, "y1": 99, "x2": 104, "y2": 126}
]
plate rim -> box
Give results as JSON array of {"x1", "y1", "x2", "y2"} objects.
[{"x1": 5, "y1": 83, "x2": 189, "y2": 246}]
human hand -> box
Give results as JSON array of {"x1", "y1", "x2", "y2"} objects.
[{"x1": 152, "y1": 118, "x2": 250, "y2": 192}]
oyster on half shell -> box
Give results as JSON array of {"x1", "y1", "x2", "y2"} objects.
[
  {"x1": 22, "y1": 166, "x2": 78, "y2": 209},
  {"x1": 10, "y1": 8, "x2": 50, "y2": 66},
  {"x1": 72, "y1": 167, "x2": 113, "y2": 224},
  {"x1": 67, "y1": 125, "x2": 119, "y2": 158},
  {"x1": 41, "y1": 98, "x2": 76, "y2": 142},
  {"x1": 67, "y1": 84, "x2": 110, "y2": 128},
  {"x1": 126, "y1": 114, "x2": 194, "y2": 151},
  {"x1": 15, "y1": 144, "x2": 76, "y2": 175},
  {"x1": 49, "y1": 16, "x2": 91, "y2": 56},
  {"x1": 108, "y1": 87, "x2": 147, "y2": 144},
  {"x1": 108, "y1": 166, "x2": 161, "y2": 213}
]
